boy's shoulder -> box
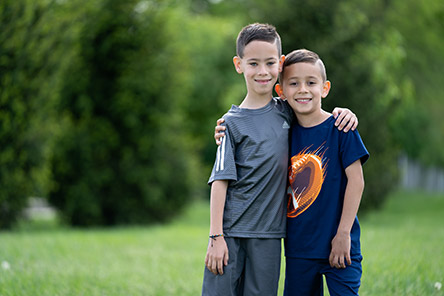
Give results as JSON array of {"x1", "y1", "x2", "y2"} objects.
[
  {"x1": 276, "y1": 97, "x2": 294, "y2": 117},
  {"x1": 223, "y1": 98, "x2": 293, "y2": 123}
]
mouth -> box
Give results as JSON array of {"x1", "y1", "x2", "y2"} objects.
[
  {"x1": 255, "y1": 79, "x2": 272, "y2": 85},
  {"x1": 295, "y1": 98, "x2": 312, "y2": 104}
]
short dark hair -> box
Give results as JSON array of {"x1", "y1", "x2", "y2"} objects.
[
  {"x1": 236, "y1": 23, "x2": 282, "y2": 58},
  {"x1": 280, "y1": 49, "x2": 327, "y2": 82}
]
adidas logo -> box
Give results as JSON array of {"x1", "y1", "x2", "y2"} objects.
[{"x1": 282, "y1": 121, "x2": 290, "y2": 129}]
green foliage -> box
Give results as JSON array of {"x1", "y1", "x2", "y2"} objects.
[
  {"x1": 2, "y1": 0, "x2": 444, "y2": 228},
  {"x1": 48, "y1": 0, "x2": 197, "y2": 226},
  {"x1": 181, "y1": 15, "x2": 243, "y2": 169},
  {"x1": 387, "y1": 0, "x2": 444, "y2": 167},
  {"x1": 0, "y1": 0, "x2": 62, "y2": 229}
]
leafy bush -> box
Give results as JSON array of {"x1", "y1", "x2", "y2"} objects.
[
  {"x1": 0, "y1": 0, "x2": 61, "y2": 228},
  {"x1": 48, "y1": 0, "x2": 196, "y2": 226}
]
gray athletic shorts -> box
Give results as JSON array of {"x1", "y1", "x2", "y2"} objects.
[{"x1": 202, "y1": 237, "x2": 282, "y2": 296}]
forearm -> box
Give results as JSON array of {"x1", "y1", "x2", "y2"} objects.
[
  {"x1": 209, "y1": 180, "x2": 228, "y2": 235},
  {"x1": 206, "y1": 180, "x2": 229, "y2": 275},
  {"x1": 337, "y1": 161, "x2": 364, "y2": 234}
]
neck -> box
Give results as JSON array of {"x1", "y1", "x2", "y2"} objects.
[
  {"x1": 239, "y1": 93, "x2": 273, "y2": 109},
  {"x1": 296, "y1": 109, "x2": 331, "y2": 128}
]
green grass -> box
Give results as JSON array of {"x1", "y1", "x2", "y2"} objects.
[
  {"x1": 359, "y1": 191, "x2": 444, "y2": 296},
  {"x1": 0, "y1": 191, "x2": 443, "y2": 295}
]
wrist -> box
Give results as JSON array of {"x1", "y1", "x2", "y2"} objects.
[
  {"x1": 209, "y1": 234, "x2": 224, "y2": 247},
  {"x1": 336, "y1": 229, "x2": 350, "y2": 236}
]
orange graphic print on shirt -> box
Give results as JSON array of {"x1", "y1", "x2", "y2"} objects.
[{"x1": 287, "y1": 145, "x2": 327, "y2": 218}]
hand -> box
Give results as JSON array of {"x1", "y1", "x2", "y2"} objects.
[
  {"x1": 214, "y1": 118, "x2": 226, "y2": 145},
  {"x1": 205, "y1": 236, "x2": 229, "y2": 275},
  {"x1": 329, "y1": 232, "x2": 352, "y2": 269},
  {"x1": 332, "y1": 108, "x2": 358, "y2": 132}
]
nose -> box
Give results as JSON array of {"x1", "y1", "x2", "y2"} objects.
[
  {"x1": 258, "y1": 64, "x2": 267, "y2": 75},
  {"x1": 298, "y1": 83, "x2": 308, "y2": 93}
]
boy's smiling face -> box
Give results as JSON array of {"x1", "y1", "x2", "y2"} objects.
[
  {"x1": 280, "y1": 62, "x2": 330, "y2": 117},
  {"x1": 233, "y1": 40, "x2": 284, "y2": 99}
]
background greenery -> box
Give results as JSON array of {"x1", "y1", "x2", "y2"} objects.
[
  {"x1": 1, "y1": 0, "x2": 444, "y2": 227},
  {"x1": 0, "y1": 191, "x2": 443, "y2": 295}
]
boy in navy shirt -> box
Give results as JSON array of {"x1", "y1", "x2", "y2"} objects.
[{"x1": 275, "y1": 49, "x2": 369, "y2": 296}]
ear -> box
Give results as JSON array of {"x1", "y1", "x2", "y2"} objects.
[
  {"x1": 275, "y1": 84, "x2": 285, "y2": 99},
  {"x1": 233, "y1": 56, "x2": 243, "y2": 74},
  {"x1": 322, "y1": 80, "x2": 331, "y2": 98},
  {"x1": 278, "y1": 55, "x2": 285, "y2": 72}
]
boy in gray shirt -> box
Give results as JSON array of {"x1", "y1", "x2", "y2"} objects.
[{"x1": 203, "y1": 23, "x2": 357, "y2": 296}]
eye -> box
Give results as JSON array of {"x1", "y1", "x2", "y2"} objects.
[
  {"x1": 308, "y1": 81, "x2": 317, "y2": 86},
  {"x1": 267, "y1": 61, "x2": 276, "y2": 66},
  {"x1": 249, "y1": 62, "x2": 258, "y2": 66},
  {"x1": 289, "y1": 82, "x2": 299, "y2": 86}
]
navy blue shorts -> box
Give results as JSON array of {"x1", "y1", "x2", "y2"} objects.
[{"x1": 284, "y1": 255, "x2": 362, "y2": 296}]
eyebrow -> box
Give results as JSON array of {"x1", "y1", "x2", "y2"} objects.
[
  {"x1": 246, "y1": 57, "x2": 278, "y2": 62},
  {"x1": 287, "y1": 75, "x2": 320, "y2": 80}
]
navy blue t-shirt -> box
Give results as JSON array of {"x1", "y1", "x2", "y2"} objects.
[{"x1": 285, "y1": 115, "x2": 369, "y2": 259}]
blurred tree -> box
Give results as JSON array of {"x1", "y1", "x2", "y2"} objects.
[
  {"x1": 48, "y1": 0, "x2": 197, "y2": 226},
  {"x1": 179, "y1": 11, "x2": 243, "y2": 175},
  {"x1": 0, "y1": 0, "x2": 67, "y2": 229},
  {"x1": 388, "y1": 0, "x2": 444, "y2": 167},
  {"x1": 3, "y1": 0, "x2": 442, "y2": 228}
]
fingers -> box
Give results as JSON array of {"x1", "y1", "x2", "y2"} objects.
[
  {"x1": 329, "y1": 253, "x2": 349, "y2": 269},
  {"x1": 206, "y1": 257, "x2": 221, "y2": 275},
  {"x1": 214, "y1": 117, "x2": 226, "y2": 145},
  {"x1": 338, "y1": 256, "x2": 345, "y2": 269},
  {"x1": 210, "y1": 257, "x2": 219, "y2": 275},
  {"x1": 205, "y1": 254, "x2": 227, "y2": 275},
  {"x1": 217, "y1": 259, "x2": 224, "y2": 275},
  {"x1": 214, "y1": 126, "x2": 226, "y2": 145},
  {"x1": 215, "y1": 135, "x2": 225, "y2": 145},
  {"x1": 329, "y1": 253, "x2": 334, "y2": 267},
  {"x1": 333, "y1": 107, "x2": 359, "y2": 133},
  {"x1": 334, "y1": 112, "x2": 349, "y2": 131},
  {"x1": 352, "y1": 118, "x2": 358, "y2": 131},
  {"x1": 215, "y1": 125, "x2": 226, "y2": 133},
  {"x1": 346, "y1": 254, "x2": 352, "y2": 266},
  {"x1": 335, "y1": 112, "x2": 357, "y2": 132},
  {"x1": 342, "y1": 112, "x2": 357, "y2": 132},
  {"x1": 224, "y1": 249, "x2": 229, "y2": 266}
]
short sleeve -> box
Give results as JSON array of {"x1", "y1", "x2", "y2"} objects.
[
  {"x1": 340, "y1": 129, "x2": 369, "y2": 169},
  {"x1": 208, "y1": 122, "x2": 237, "y2": 185}
]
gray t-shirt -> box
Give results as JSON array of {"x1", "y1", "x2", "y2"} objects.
[{"x1": 208, "y1": 98, "x2": 293, "y2": 238}]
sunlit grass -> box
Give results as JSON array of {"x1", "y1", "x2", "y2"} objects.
[
  {"x1": 0, "y1": 204, "x2": 210, "y2": 296},
  {"x1": 359, "y1": 191, "x2": 444, "y2": 296},
  {"x1": 0, "y1": 191, "x2": 443, "y2": 295}
]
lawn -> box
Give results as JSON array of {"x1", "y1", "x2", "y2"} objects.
[{"x1": 0, "y1": 191, "x2": 443, "y2": 295}]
